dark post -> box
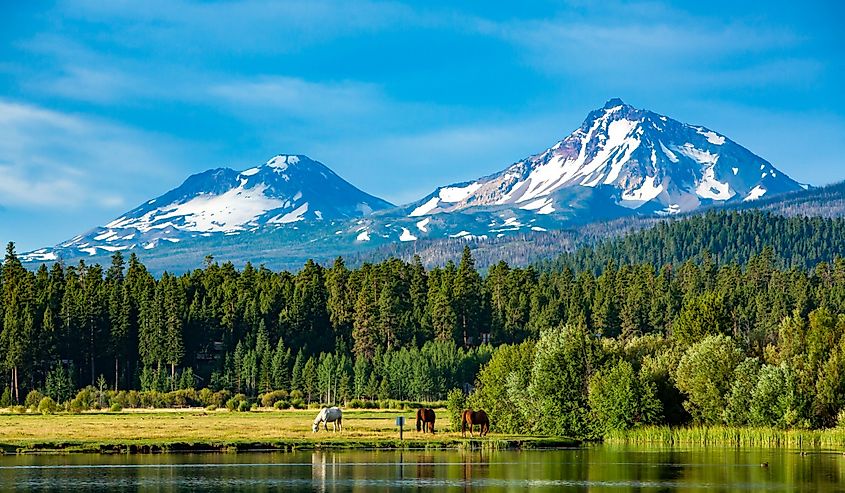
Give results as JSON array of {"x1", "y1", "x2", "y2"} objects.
[{"x1": 396, "y1": 416, "x2": 405, "y2": 441}]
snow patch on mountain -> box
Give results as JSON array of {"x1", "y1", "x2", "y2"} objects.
[
  {"x1": 399, "y1": 228, "x2": 417, "y2": 242},
  {"x1": 621, "y1": 176, "x2": 664, "y2": 206},
  {"x1": 410, "y1": 196, "x2": 441, "y2": 217},
  {"x1": 268, "y1": 202, "x2": 309, "y2": 224},
  {"x1": 744, "y1": 185, "x2": 767, "y2": 202},
  {"x1": 696, "y1": 127, "x2": 726, "y2": 145},
  {"x1": 415, "y1": 217, "x2": 431, "y2": 232}
]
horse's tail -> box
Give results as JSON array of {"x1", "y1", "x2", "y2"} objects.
[{"x1": 416, "y1": 410, "x2": 422, "y2": 432}]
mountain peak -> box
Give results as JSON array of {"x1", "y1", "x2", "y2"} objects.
[
  {"x1": 403, "y1": 99, "x2": 803, "y2": 219},
  {"x1": 602, "y1": 97, "x2": 627, "y2": 109},
  {"x1": 29, "y1": 153, "x2": 394, "y2": 261},
  {"x1": 264, "y1": 154, "x2": 303, "y2": 171}
]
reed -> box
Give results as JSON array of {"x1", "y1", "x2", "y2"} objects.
[{"x1": 605, "y1": 425, "x2": 845, "y2": 449}]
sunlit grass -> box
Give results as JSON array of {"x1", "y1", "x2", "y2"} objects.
[{"x1": 0, "y1": 408, "x2": 574, "y2": 452}]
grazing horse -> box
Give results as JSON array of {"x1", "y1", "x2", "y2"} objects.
[
  {"x1": 312, "y1": 407, "x2": 343, "y2": 432},
  {"x1": 416, "y1": 408, "x2": 436, "y2": 433},
  {"x1": 461, "y1": 409, "x2": 489, "y2": 437}
]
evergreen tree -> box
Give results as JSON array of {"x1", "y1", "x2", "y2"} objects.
[
  {"x1": 290, "y1": 351, "x2": 304, "y2": 393},
  {"x1": 454, "y1": 247, "x2": 483, "y2": 345}
]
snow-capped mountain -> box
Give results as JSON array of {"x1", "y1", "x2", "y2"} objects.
[
  {"x1": 24, "y1": 154, "x2": 392, "y2": 261},
  {"x1": 21, "y1": 99, "x2": 809, "y2": 271},
  {"x1": 403, "y1": 98, "x2": 803, "y2": 219}
]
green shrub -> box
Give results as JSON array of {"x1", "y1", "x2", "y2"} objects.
[
  {"x1": 273, "y1": 400, "x2": 290, "y2": 410},
  {"x1": 261, "y1": 390, "x2": 289, "y2": 408},
  {"x1": 206, "y1": 404, "x2": 218, "y2": 412},
  {"x1": 38, "y1": 396, "x2": 58, "y2": 415},
  {"x1": 110, "y1": 391, "x2": 129, "y2": 409},
  {"x1": 140, "y1": 390, "x2": 162, "y2": 408},
  {"x1": 25, "y1": 390, "x2": 45, "y2": 409},
  {"x1": 127, "y1": 390, "x2": 141, "y2": 409},
  {"x1": 290, "y1": 398, "x2": 306, "y2": 409},
  {"x1": 110, "y1": 402, "x2": 123, "y2": 412},
  {"x1": 166, "y1": 389, "x2": 199, "y2": 408},
  {"x1": 0, "y1": 387, "x2": 12, "y2": 408},
  {"x1": 238, "y1": 400, "x2": 251, "y2": 412},
  {"x1": 290, "y1": 390, "x2": 303, "y2": 400},
  {"x1": 226, "y1": 394, "x2": 247, "y2": 411},
  {"x1": 11, "y1": 405, "x2": 27, "y2": 414},
  {"x1": 72, "y1": 387, "x2": 97, "y2": 411},
  {"x1": 68, "y1": 398, "x2": 85, "y2": 414},
  {"x1": 446, "y1": 389, "x2": 466, "y2": 432},
  {"x1": 198, "y1": 388, "x2": 214, "y2": 407},
  {"x1": 348, "y1": 399, "x2": 364, "y2": 409},
  {"x1": 210, "y1": 390, "x2": 230, "y2": 408}
]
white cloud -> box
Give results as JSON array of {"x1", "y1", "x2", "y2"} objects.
[
  {"x1": 0, "y1": 99, "x2": 185, "y2": 209},
  {"x1": 476, "y1": 5, "x2": 812, "y2": 91},
  {"x1": 209, "y1": 77, "x2": 388, "y2": 120},
  {"x1": 58, "y1": 0, "x2": 421, "y2": 54}
]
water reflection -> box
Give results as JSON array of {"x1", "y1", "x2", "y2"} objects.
[{"x1": 0, "y1": 446, "x2": 844, "y2": 491}]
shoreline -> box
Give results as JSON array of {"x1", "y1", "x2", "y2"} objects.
[{"x1": 0, "y1": 437, "x2": 581, "y2": 455}]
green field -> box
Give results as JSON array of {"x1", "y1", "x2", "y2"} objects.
[{"x1": 0, "y1": 408, "x2": 576, "y2": 454}]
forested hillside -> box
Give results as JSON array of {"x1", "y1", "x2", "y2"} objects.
[
  {"x1": 541, "y1": 211, "x2": 845, "y2": 273},
  {"x1": 356, "y1": 182, "x2": 845, "y2": 270},
  {"x1": 5, "y1": 209, "x2": 845, "y2": 437}
]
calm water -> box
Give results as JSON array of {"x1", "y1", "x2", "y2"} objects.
[{"x1": 1, "y1": 446, "x2": 844, "y2": 492}]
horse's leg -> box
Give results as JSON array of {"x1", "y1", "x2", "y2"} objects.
[
  {"x1": 461, "y1": 420, "x2": 466, "y2": 437},
  {"x1": 324, "y1": 420, "x2": 328, "y2": 431},
  {"x1": 338, "y1": 418, "x2": 342, "y2": 432}
]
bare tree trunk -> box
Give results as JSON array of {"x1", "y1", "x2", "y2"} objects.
[
  {"x1": 115, "y1": 358, "x2": 119, "y2": 391},
  {"x1": 13, "y1": 367, "x2": 19, "y2": 403}
]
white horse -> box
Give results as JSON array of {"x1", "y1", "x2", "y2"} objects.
[{"x1": 312, "y1": 407, "x2": 343, "y2": 432}]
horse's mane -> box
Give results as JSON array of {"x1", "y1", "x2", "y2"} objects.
[{"x1": 313, "y1": 407, "x2": 327, "y2": 425}]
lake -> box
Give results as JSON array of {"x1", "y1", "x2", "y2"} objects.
[{"x1": 1, "y1": 445, "x2": 843, "y2": 491}]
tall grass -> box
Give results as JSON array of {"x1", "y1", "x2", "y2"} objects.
[{"x1": 605, "y1": 425, "x2": 845, "y2": 449}]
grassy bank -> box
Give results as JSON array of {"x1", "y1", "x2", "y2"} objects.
[
  {"x1": 605, "y1": 425, "x2": 845, "y2": 449},
  {"x1": 0, "y1": 408, "x2": 577, "y2": 454}
]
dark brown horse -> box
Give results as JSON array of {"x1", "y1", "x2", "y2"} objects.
[
  {"x1": 416, "y1": 408, "x2": 436, "y2": 433},
  {"x1": 461, "y1": 409, "x2": 489, "y2": 437}
]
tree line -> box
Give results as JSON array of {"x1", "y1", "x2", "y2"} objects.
[
  {"x1": 540, "y1": 211, "x2": 845, "y2": 274},
  {"x1": 4, "y1": 208, "x2": 845, "y2": 434}
]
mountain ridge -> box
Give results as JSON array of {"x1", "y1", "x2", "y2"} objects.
[
  {"x1": 21, "y1": 99, "x2": 809, "y2": 269},
  {"x1": 400, "y1": 98, "x2": 803, "y2": 220}
]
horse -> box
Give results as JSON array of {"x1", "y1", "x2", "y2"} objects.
[
  {"x1": 461, "y1": 409, "x2": 489, "y2": 437},
  {"x1": 312, "y1": 407, "x2": 343, "y2": 432},
  {"x1": 416, "y1": 408, "x2": 436, "y2": 433}
]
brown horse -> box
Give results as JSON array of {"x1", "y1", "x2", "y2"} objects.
[
  {"x1": 461, "y1": 409, "x2": 490, "y2": 437},
  {"x1": 416, "y1": 408, "x2": 436, "y2": 433}
]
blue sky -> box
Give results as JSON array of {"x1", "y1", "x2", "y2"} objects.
[{"x1": 1, "y1": 0, "x2": 843, "y2": 251}]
